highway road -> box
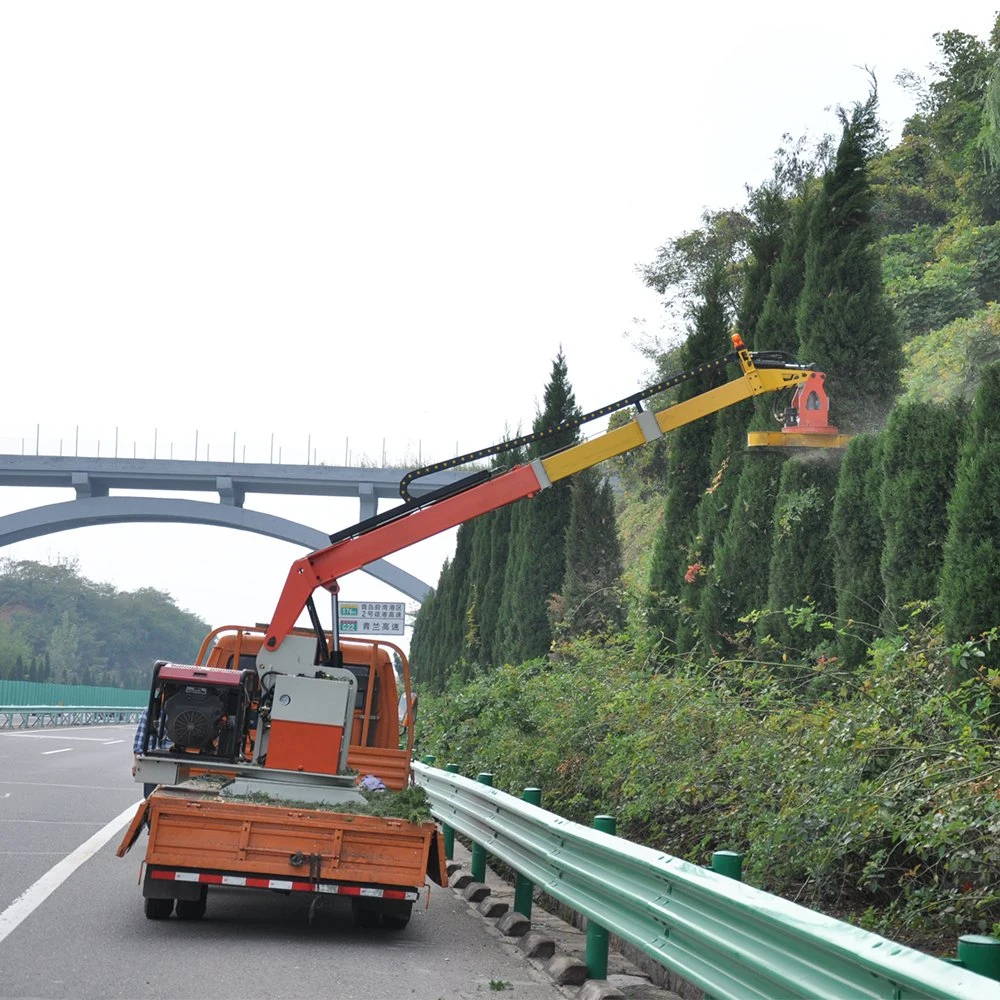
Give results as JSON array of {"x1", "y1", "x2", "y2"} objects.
[{"x1": 0, "y1": 725, "x2": 569, "y2": 1000}]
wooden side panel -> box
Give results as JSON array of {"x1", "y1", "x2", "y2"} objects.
[
  {"x1": 426, "y1": 826, "x2": 448, "y2": 887},
  {"x1": 347, "y1": 746, "x2": 411, "y2": 790},
  {"x1": 144, "y1": 797, "x2": 433, "y2": 888},
  {"x1": 116, "y1": 800, "x2": 151, "y2": 857}
]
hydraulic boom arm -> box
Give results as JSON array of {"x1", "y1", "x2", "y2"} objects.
[{"x1": 261, "y1": 337, "x2": 815, "y2": 653}]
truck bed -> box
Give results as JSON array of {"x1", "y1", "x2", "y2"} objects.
[{"x1": 118, "y1": 786, "x2": 448, "y2": 891}]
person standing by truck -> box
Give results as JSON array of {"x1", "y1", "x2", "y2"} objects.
[{"x1": 132, "y1": 708, "x2": 170, "y2": 797}]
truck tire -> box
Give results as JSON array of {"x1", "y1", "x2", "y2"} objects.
[
  {"x1": 175, "y1": 898, "x2": 206, "y2": 920},
  {"x1": 144, "y1": 896, "x2": 174, "y2": 920},
  {"x1": 381, "y1": 910, "x2": 411, "y2": 931},
  {"x1": 351, "y1": 900, "x2": 382, "y2": 929},
  {"x1": 379, "y1": 900, "x2": 412, "y2": 930},
  {"x1": 176, "y1": 887, "x2": 208, "y2": 920}
]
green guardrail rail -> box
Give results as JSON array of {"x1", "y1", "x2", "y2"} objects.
[{"x1": 412, "y1": 761, "x2": 1000, "y2": 1000}]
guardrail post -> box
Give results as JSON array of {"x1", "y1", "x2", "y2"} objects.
[
  {"x1": 513, "y1": 787, "x2": 542, "y2": 917},
  {"x1": 469, "y1": 772, "x2": 493, "y2": 882},
  {"x1": 442, "y1": 764, "x2": 459, "y2": 859},
  {"x1": 585, "y1": 814, "x2": 616, "y2": 979},
  {"x1": 711, "y1": 850, "x2": 743, "y2": 881},
  {"x1": 422, "y1": 754, "x2": 436, "y2": 765},
  {"x1": 958, "y1": 934, "x2": 1000, "y2": 981}
]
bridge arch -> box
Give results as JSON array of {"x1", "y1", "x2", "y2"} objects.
[{"x1": 0, "y1": 496, "x2": 430, "y2": 602}]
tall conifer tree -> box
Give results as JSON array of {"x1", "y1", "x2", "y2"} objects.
[
  {"x1": 940, "y1": 363, "x2": 1000, "y2": 643},
  {"x1": 440, "y1": 521, "x2": 475, "y2": 674},
  {"x1": 646, "y1": 261, "x2": 729, "y2": 648},
  {"x1": 796, "y1": 89, "x2": 902, "y2": 430},
  {"x1": 695, "y1": 184, "x2": 789, "y2": 647},
  {"x1": 463, "y1": 440, "x2": 524, "y2": 668},
  {"x1": 699, "y1": 192, "x2": 812, "y2": 652},
  {"x1": 481, "y1": 504, "x2": 515, "y2": 665},
  {"x1": 830, "y1": 433, "x2": 885, "y2": 665},
  {"x1": 879, "y1": 401, "x2": 962, "y2": 623},
  {"x1": 757, "y1": 455, "x2": 841, "y2": 653},
  {"x1": 497, "y1": 351, "x2": 581, "y2": 663},
  {"x1": 558, "y1": 469, "x2": 624, "y2": 637}
]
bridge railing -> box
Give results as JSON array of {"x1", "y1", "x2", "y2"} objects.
[
  {"x1": 412, "y1": 760, "x2": 999, "y2": 1000},
  {"x1": 0, "y1": 706, "x2": 144, "y2": 730}
]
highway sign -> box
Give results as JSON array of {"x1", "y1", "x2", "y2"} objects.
[{"x1": 339, "y1": 601, "x2": 406, "y2": 635}]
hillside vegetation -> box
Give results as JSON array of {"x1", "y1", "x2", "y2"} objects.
[
  {"x1": 0, "y1": 557, "x2": 210, "y2": 689},
  {"x1": 412, "y1": 19, "x2": 1000, "y2": 948}
]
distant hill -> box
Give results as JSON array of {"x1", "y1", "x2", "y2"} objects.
[{"x1": 0, "y1": 557, "x2": 210, "y2": 689}]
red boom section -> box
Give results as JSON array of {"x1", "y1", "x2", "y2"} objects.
[{"x1": 263, "y1": 464, "x2": 542, "y2": 651}]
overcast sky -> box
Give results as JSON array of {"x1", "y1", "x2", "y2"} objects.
[{"x1": 1, "y1": 3, "x2": 996, "y2": 642}]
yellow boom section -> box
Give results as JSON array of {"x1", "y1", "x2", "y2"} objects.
[{"x1": 540, "y1": 352, "x2": 811, "y2": 485}]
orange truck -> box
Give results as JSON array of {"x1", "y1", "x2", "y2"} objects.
[
  {"x1": 117, "y1": 340, "x2": 822, "y2": 929},
  {"x1": 118, "y1": 627, "x2": 444, "y2": 927}
]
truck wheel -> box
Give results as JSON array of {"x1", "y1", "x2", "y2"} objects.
[
  {"x1": 175, "y1": 898, "x2": 206, "y2": 920},
  {"x1": 144, "y1": 897, "x2": 174, "y2": 920},
  {"x1": 351, "y1": 900, "x2": 382, "y2": 929},
  {"x1": 380, "y1": 901, "x2": 412, "y2": 931},
  {"x1": 176, "y1": 887, "x2": 208, "y2": 921}
]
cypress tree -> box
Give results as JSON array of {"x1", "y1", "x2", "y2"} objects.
[
  {"x1": 757, "y1": 454, "x2": 842, "y2": 653},
  {"x1": 497, "y1": 350, "x2": 581, "y2": 663},
  {"x1": 646, "y1": 261, "x2": 729, "y2": 648},
  {"x1": 830, "y1": 433, "x2": 885, "y2": 665},
  {"x1": 879, "y1": 401, "x2": 962, "y2": 623},
  {"x1": 440, "y1": 520, "x2": 475, "y2": 675},
  {"x1": 695, "y1": 184, "x2": 790, "y2": 646},
  {"x1": 698, "y1": 192, "x2": 813, "y2": 653},
  {"x1": 481, "y1": 503, "x2": 515, "y2": 665},
  {"x1": 758, "y1": 189, "x2": 812, "y2": 353},
  {"x1": 463, "y1": 515, "x2": 492, "y2": 666},
  {"x1": 699, "y1": 450, "x2": 787, "y2": 654},
  {"x1": 408, "y1": 580, "x2": 441, "y2": 689},
  {"x1": 796, "y1": 89, "x2": 902, "y2": 430},
  {"x1": 739, "y1": 182, "x2": 791, "y2": 343},
  {"x1": 557, "y1": 469, "x2": 624, "y2": 637},
  {"x1": 940, "y1": 363, "x2": 1000, "y2": 642},
  {"x1": 463, "y1": 440, "x2": 525, "y2": 669}
]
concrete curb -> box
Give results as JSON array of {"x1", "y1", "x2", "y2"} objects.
[{"x1": 445, "y1": 844, "x2": 682, "y2": 999}]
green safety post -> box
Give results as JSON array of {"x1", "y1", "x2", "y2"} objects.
[
  {"x1": 958, "y1": 935, "x2": 1000, "y2": 981},
  {"x1": 513, "y1": 787, "x2": 542, "y2": 917},
  {"x1": 585, "y1": 814, "x2": 616, "y2": 979},
  {"x1": 442, "y1": 763, "x2": 459, "y2": 860},
  {"x1": 711, "y1": 850, "x2": 744, "y2": 881},
  {"x1": 422, "y1": 754, "x2": 436, "y2": 765},
  {"x1": 706, "y1": 848, "x2": 745, "y2": 998},
  {"x1": 469, "y1": 772, "x2": 493, "y2": 882}
]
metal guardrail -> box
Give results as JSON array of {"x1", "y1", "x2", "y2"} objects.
[
  {"x1": 413, "y1": 761, "x2": 1000, "y2": 1000},
  {"x1": 0, "y1": 706, "x2": 144, "y2": 730}
]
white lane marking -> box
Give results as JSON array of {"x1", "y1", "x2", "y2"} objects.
[
  {"x1": 0, "y1": 781, "x2": 136, "y2": 792},
  {"x1": 1, "y1": 793, "x2": 9, "y2": 799},
  {"x1": 0, "y1": 800, "x2": 141, "y2": 946},
  {"x1": 0, "y1": 852, "x2": 66, "y2": 856},
  {"x1": 9, "y1": 735, "x2": 121, "y2": 742},
  {"x1": 0, "y1": 819, "x2": 109, "y2": 826},
  {"x1": 0, "y1": 725, "x2": 135, "y2": 738},
  {"x1": 41, "y1": 749, "x2": 72, "y2": 756},
  {"x1": 102, "y1": 740, "x2": 124, "y2": 745}
]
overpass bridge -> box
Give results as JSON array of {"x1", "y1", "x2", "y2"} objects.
[{"x1": 0, "y1": 455, "x2": 472, "y2": 601}]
